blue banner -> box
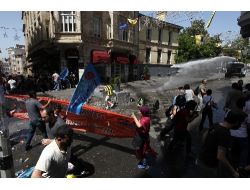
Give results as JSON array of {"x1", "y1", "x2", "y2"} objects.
[
  {"x1": 59, "y1": 68, "x2": 69, "y2": 80},
  {"x1": 67, "y1": 63, "x2": 100, "y2": 114},
  {"x1": 119, "y1": 23, "x2": 128, "y2": 30}
]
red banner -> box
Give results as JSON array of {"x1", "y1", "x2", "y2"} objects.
[{"x1": 5, "y1": 95, "x2": 136, "y2": 138}]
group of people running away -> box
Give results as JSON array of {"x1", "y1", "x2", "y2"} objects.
[
  {"x1": 149, "y1": 78, "x2": 250, "y2": 177},
  {"x1": 129, "y1": 78, "x2": 250, "y2": 177}
]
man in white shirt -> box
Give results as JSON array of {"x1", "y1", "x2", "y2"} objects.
[
  {"x1": 7, "y1": 78, "x2": 16, "y2": 91},
  {"x1": 52, "y1": 72, "x2": 60, "y2": 91},
  {"x1": 31, "y1": 125, "x2": 73, "y2": 178}
]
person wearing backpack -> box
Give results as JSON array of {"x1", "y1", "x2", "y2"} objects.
[{"x1": 199, "y1": 89, "x2": 217, "y2": 132}]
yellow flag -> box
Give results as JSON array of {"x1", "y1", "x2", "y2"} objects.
[
  {"x1": 195, "y1": 35, "x2": 202, "y2": 45},
  {"x1": 128, "y1": 18, "x2": 138, "y2": 26}
]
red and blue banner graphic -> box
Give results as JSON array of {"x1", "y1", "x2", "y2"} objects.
[
  {"x1": 67, "y1": 63, "x2": 101, "y2": 115},
  {"x1": 5, "y1": 95, "x2": 136, "y2": 138}
]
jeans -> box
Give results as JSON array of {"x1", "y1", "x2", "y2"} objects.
[
  {"x1": 199, "y1": 107, "x2": 213, "y2": 131},
  {"x1": 26, "y1": 119, "x2": 48, "y2": 147}
]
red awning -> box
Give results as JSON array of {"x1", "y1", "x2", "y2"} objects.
[
  {"x1": 114, "y1": 56, "x2": 129, "y2": 64},
  {"x1": 92, "y1": 50, "x2": 110, "y2": 64}
]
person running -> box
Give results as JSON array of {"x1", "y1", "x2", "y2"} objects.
[
  {"x1": 160, "y1": 86, "x2": 186, "y2": 140},
  {"x1": 132, "y1": 106, "x2": 157, "y2": 169},
  {"x1": 197, "y1": 110, "x2": 247, "y2": 177},
  {"x1": 25, "y1": 91, "x2": 50, "y2": 151},
  {"x1": 31, "y1": 125, "x2": 73, "y2": 178},
  {"x1": 167, "y1": 100, "x2": 198, "y2": 156}
]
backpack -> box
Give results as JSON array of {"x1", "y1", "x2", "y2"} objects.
[
  {"x1": 175, "y1": 94, "x2": 186, "y2": 108},
  {"x1": 194, "y1": 85, "x2": 200, "y2": 95}
]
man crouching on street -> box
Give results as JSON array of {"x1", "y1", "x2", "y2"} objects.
[{"x1": 31, "y1": 124, "x2": 73, "y2": 178}]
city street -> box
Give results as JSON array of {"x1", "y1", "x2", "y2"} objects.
[{"x1": 4, "y1": 73, "x2": 250, "y2": 178}]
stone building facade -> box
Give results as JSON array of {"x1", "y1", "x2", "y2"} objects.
[
  {"x1": 6, "y1": 44, "x2": 26, "y2": 75},
  {"x1": 139, "y1": 13, "x2": 182, "y2": 65},
  {"x1": 238, "y1": 11, "x2": 250, "y2": 38},
  {"x1": 22, "y1": 11, "x2": 139, "y2": 83}
]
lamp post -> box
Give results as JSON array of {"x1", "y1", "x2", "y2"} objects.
[{"x1": 0, "y1": 80, "x2": 15, "y2": 178}]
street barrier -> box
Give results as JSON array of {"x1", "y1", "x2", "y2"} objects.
[{"x1": 5, "y1": 95, "x2": 136, "y2": 138}]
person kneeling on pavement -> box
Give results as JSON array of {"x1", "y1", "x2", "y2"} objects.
[{"x1": 196, "y1": 110, "x2": 247, "y2": 178}]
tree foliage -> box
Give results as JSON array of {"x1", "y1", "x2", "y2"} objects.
[{"x1": 175, "y1": 19, "x2": 222, "y2": 63}]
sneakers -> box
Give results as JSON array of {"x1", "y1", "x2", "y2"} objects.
[{"x1": 137, "y1": 159, "x2": 150, "y2": 170}]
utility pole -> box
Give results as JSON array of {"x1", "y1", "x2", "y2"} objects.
[
  {"x1": 0, "y1": 129, "x2": 15, "y2": 178},
  {"x1": 0, "y1": 79, "x2": 15, "y2": 177}
]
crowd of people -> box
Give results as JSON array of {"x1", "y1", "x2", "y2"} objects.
[
  {"x1": 3, "y1": 68, "x2": 250, "y2": 177},
  {"x1": 155, "y1": 78, "x2": 250, "y2": 177},
  {"x1": 0, "y1": 71, "x2": 77, "y2": 94}
]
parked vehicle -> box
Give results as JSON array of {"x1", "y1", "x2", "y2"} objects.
[{"x1": 225, "y1": 61, "x2": 247, "y2": 78}]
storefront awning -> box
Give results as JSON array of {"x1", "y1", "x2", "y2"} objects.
[
  {"x1": 114, "y1": 56, "x2": 129, "y2": 64},
  {"x1": 91, "y1": 50, "x2": 110, "y2": 64}
]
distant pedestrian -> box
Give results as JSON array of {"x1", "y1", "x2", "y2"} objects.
[
  {"x1": 184, "y1": 84, "x2": 194, "y2": 101},
  {"x1": 52, "y1": 72, "x2": 60, "y2": 91},
  {"x1": 25, "y1": 91, "x2": 51, "y2": 151},
  {"x1": 31, "y1": 125, "x2": 73, "y2": 178},
  {"x1": 132, "y1": 106, "x2": 157, "y2": 169},
  {"x1": 7, "y1": 76, "x2": 16, "y2": 93},
  {"x1": 238, "y1": 79, "x2": 244, "y2": 92},
  {"x1": 199, "y1": 79, "x2": 207, "y2": 97}
]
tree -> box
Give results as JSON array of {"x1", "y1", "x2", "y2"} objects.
[{"x1": 175, "y1": 19, "x2": 222, "y2": 63}]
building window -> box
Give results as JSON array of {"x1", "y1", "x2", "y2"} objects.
[
  {"x1": 168, "y1": 31, "x2": 172, "y2": 45},
  {"x1": 157, "y1": 49, "x2": 162, "y2": 63},
  {"x1": 167, "y1": 50, "x2": 172, "y2": 64},
  {"x1": 93, "y1": 17, "x2": 101, "y2": 38},
  {"x1": 158, "y1": 29, "x2": 162, "y2": 42},
  {"x1": 60, "y1": 11, "x2": 76, "y2": 32},
  {"x1": 107, "y1": 24, "x2": 111, "y2": 39},
  {"x1": 146, "y1": 28, "x2": 151, "y2": 41},
  {"x1": 119, "y1": 29, "x2": 128, "y2": 41},
  {"x1": 145, "y1": 48, "x2": 151, "y2": 63}
]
